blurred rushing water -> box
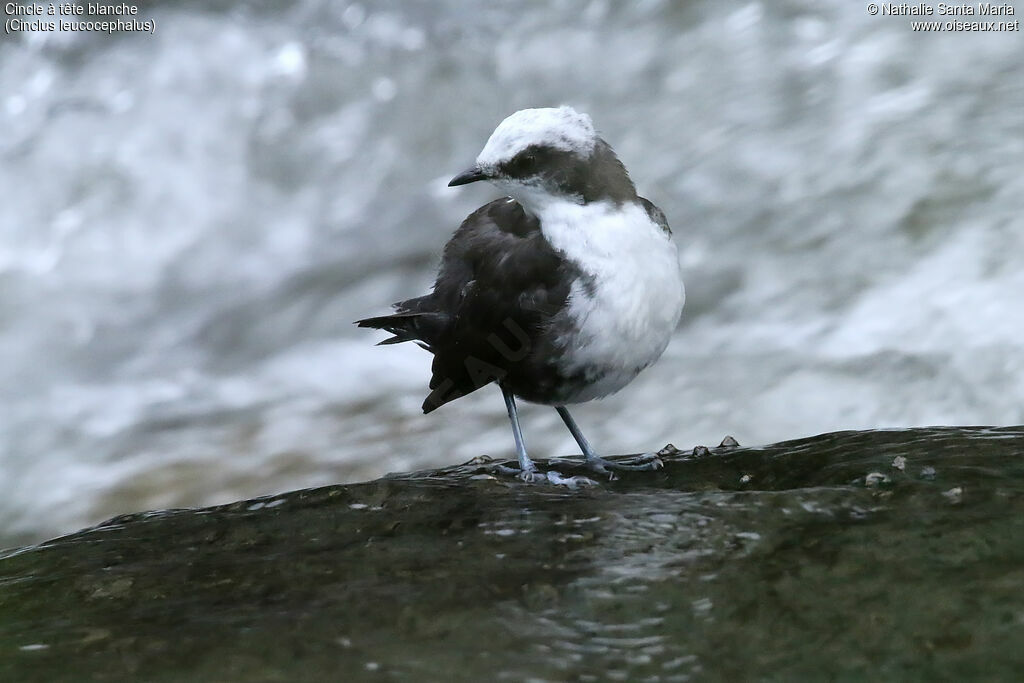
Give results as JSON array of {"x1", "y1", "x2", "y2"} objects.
[{"x1": 0, "y1": 0, "x2": 1022, "y2": 544}]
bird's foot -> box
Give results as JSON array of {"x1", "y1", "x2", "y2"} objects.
[
  {"x1": 490, "y1": 463, "x2": 598, "y2": 488},
  {"x1": 584, "y1": 453, "x2": 664, "y2": 480},
  {"x1": 543, "y1": 470, "x2": 599, "y2": 488}
]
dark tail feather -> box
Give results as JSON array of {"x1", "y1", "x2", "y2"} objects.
[
  {"x1": 355, "y1": 312, "x2": 421, "y2": 345},
  {"x1": 375, "y1": 335, "x2": 407, "y2": 346},
  {"x1": 355, "y1": 310, "x2": 446, "y2": 349}
]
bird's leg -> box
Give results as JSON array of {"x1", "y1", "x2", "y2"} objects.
[
  {"x1": 488, "y1": 388, "x2": 599, "y2": 487},
  {"x1": 490, "y1": 388, "x2": 596, "y2": 487},
  {"x1": 555, "y1": 406, "x2": 664, "y2": 478},
  {"x1": 497, "y1": 385, "x2": 541, "y2": 482}
]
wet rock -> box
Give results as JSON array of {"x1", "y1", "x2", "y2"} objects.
[{"x1": 1, "y1": 426, "x2": 1023, "y2": 680}]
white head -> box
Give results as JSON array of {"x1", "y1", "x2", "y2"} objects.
[
  {"x1": 476, "y1": 106, "x2": 597, "y2": 170},
  {"x1": 449, "y1": 106, "x2": 636, "y2": 214}
]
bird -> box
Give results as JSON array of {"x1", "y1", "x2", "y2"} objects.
[{"x1": 356, "y1": 106, "x2": 685, "y2": 481}]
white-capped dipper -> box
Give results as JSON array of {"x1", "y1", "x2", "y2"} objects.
[{"x1": 357, "y1": 106, "x2": 684, "y2": 481}]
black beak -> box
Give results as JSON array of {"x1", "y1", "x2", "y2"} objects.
[{"x1": 448, "y1": 166, "x2": 488, "y2": 187}]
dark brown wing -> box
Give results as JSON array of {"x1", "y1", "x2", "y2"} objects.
[
  {"x1": 421, "y1": 198, "x2": 581, "y2": 412},
  {"x1": 357, "y1": 198, "x2": 582, "y2": 412}
]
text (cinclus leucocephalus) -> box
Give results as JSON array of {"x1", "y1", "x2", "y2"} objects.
[{"x1": 357, "y1": 106, "x2": 685, "y2": 482}]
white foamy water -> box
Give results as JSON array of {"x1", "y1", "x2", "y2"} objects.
[{"x1": 1, "y1": 0, "x2": 1021, "y2": 544}]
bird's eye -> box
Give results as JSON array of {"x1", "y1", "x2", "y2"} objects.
[{"x1": 511, "y1": 152, "x2": 537, "y2": 175}]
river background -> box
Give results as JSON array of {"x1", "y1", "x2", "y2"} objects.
[{"x1": 1, "y1": 0, "x2": 1021, "y2": 545}]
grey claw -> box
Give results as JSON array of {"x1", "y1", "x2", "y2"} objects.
[
  {"x1": 545, "y1": 472, "x2": 599, "y2": 488},
  {"x1": 508, "y1": 468, "x2": 596, "y2": 487},
  {"x1": 584, "y1": 454, "x2": 662, "y2": 476},
  {"x1": 622, "y1": 453, "x2": 664, "y2": 471},
  {"x1": 517, "y1": 468, "x2": 543, "y2": 484}
]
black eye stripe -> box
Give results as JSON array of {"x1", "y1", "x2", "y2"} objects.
[
  {"x1": 515, "y1": 153, "x2": 536, "y2": 172},
  {"x1": 502, "y1": 146, "x2": 552, "y2": 177}
]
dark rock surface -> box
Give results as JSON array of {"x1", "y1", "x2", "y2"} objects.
[{"x1": 1, "y1": 426, "x2": 1023, "y2": 681}]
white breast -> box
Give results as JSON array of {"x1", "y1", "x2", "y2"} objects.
[{"x1": 540, "y1": 200, "x2": 685, "y2": 403}]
